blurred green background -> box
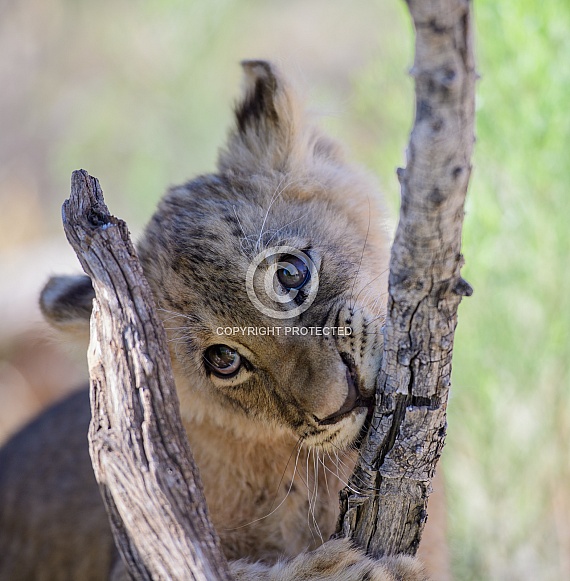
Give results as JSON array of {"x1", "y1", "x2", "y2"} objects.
[{"x1": 0, "y1": 0, "x2": 568, "y2": 579}]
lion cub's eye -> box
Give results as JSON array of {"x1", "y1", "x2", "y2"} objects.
[
  {"x1": 204, "y1": 345, "x2": 242, "y2": 377},
  {"x1": 276, "y1": 254, "x2": 310, "y2": 290}
]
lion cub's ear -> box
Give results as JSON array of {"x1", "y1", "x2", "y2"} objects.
[
  {"x1": 235, "y1": 60, "x2": 284, "y2": 137},
  {"x1": 40, "y1": 275, "x2": 94, "y2": 335},
  {"x1": 218, "y1": 60, "x2": 313, "y2": 174}
]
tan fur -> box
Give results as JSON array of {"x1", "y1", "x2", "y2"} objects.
[{"x1": 0, "y1": 61, "x2": 436, "y2": 580}]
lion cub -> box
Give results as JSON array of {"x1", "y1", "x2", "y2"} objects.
[{"x1": 0, "y1": 61, "x2": 427, "y2": 580}]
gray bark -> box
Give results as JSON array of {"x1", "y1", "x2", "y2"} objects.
[
  {"x1": 335, "y1": 0, "x2": 476, "y2": 557},
  {"x1": 62, "y1": 169, "x2": 233, "y2": 581}
]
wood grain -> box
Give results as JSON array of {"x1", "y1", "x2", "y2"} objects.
[
  {"x1": 62, "y1": 169, "x2": 233, "y2": 581},
  {"x1": 336, "y1": 0, "x2": 476, "y2": 557}
]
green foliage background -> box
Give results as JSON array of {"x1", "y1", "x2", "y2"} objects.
[{"x1": 0, "y1": 1, "x2": 568, "y2": 578}]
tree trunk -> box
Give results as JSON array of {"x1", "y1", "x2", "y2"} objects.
[
  {"x1": 62, "y1": 170, "x2": 233, "y2": 581},
  {"x1": 335, "y1": 0, "x2": 476, "y2": 557}
]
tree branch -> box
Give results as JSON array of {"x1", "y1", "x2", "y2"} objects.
[
  {"x1": 62, "y1": 169, "x2": 233, "y2": 581},
  {"x1": 336, "y1": 0, "x2": 476, "y2": 556}
]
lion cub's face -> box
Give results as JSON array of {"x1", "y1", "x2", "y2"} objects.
[{"x1": 41, "y1": 61, "x2": 390, "y2": 453}]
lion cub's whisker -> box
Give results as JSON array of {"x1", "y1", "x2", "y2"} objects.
[{"x1": 223, "y1": 438, "x2": 305, "y2": 532}]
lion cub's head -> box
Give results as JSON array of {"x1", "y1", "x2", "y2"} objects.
[{"x1": 41, "y1": 61, "x2": 390, "y2": 453}]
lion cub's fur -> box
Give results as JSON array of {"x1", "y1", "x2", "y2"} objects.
[{"x1": 0, "y1": 61, "x2": 432, "y2": 580}]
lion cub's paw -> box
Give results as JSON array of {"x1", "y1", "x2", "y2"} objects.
[{"x1": 230, "y1": 538, "x2": 428, "y2": 581}]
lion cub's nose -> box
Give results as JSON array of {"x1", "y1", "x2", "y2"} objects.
[
  {"x1": 336, "y1": 368, "x2": 359, "y2": 415},
  {"x1": 317, "y1": 367, "x2": 360, "y2": 425}
]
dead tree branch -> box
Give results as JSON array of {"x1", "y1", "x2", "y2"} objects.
[
  {"x1": 62, "y1": 169, "x2": 233, "y2": 581},
  {"x1": 336, "y1": 0, "x2": 476, "y2": 556}
]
